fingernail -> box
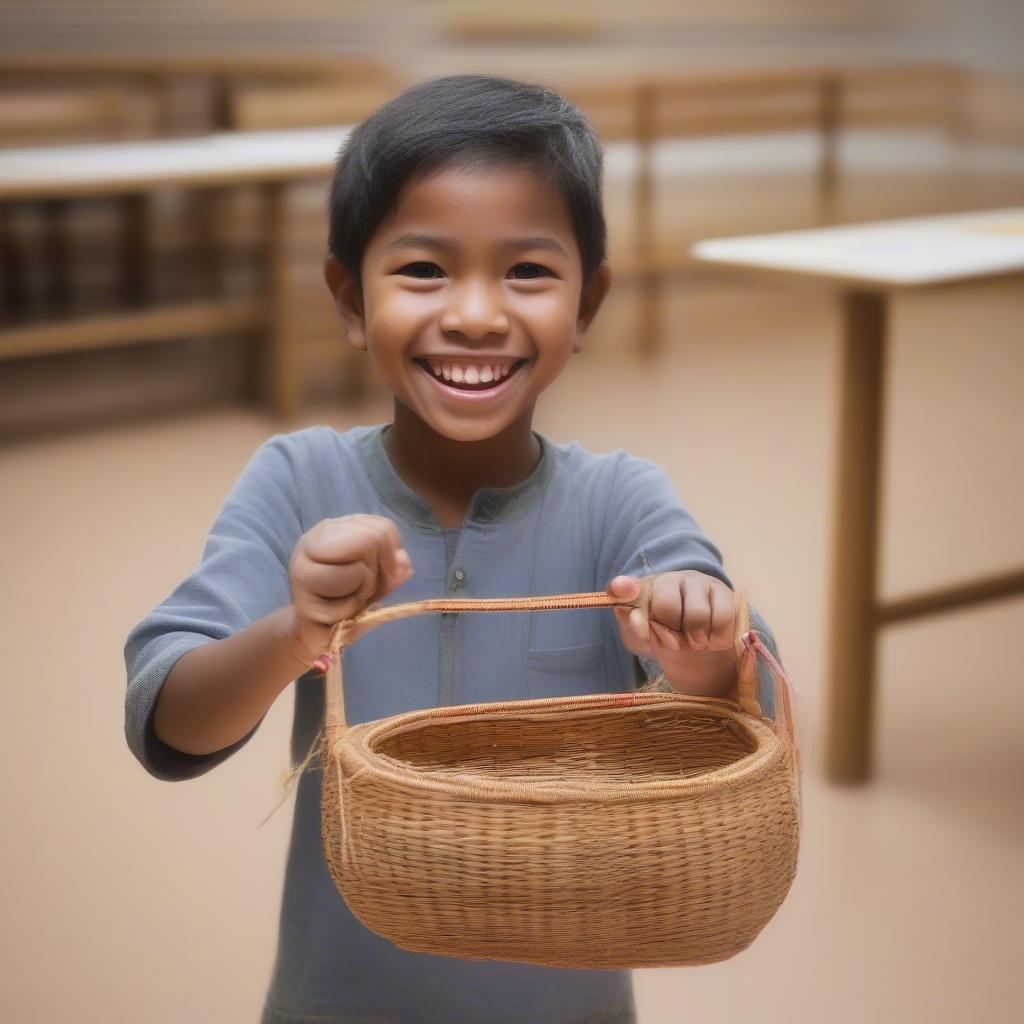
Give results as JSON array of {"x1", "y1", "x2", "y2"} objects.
[{"x1": 689, "y1": 632, "x2": 706, "y2": 648}]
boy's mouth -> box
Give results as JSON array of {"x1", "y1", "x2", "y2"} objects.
[{"x1": 413, "y1": 357, "x2": 529, "y2": 397}]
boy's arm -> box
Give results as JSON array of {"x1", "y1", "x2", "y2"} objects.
[
  {"x1": 152, "y1": 605, "x2": 307, "y2": 757},
  {"x1": 594, "y1": 450, "x2": 785, "y2": 709},
  {"x1": 124, "y1": 434, "x2": 307, "y2": 781}
]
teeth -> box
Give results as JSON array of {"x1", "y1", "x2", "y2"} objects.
[{"x1": 422, "y1": 360, "x2": 520, "y2": 385}]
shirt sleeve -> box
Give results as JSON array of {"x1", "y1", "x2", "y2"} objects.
[
  {"x1": 595, "y1": 449, "x2": 733, "y2": 595},
  {"x1": 123, "y1": 433, "x2": 306, "y2": 782},
  {"x1": 595, "y1": 450, "x2": 785, "y2": 713}
]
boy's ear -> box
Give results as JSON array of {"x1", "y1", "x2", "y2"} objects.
[
  {"x1": 324, "y1": 256, "x2": 367, "y2": 351},
  {"x1": 573, "y1": 262, "x2": 612, "y2": 353}
]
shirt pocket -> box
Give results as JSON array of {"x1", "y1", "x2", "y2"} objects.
[{"x1": 527, "y1": 640, "x2": 607, "y2": 699}]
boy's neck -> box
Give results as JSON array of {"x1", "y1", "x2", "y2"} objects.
[{"x1": 382, "y1": 403, "x2": 542, "y2": 526}]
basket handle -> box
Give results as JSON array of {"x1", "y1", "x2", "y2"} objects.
[
  {"x1": 257, "y1": 579, "x2": 796, "y2": 829},
  {"x1": 320, "y1": 575, "x2": 783, "y2": 734}
]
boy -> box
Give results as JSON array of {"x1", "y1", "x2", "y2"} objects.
[{"x1": 125, "y1": 74, "x2": 781, "y2": 1024}]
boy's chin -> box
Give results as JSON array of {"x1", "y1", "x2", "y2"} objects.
[
  {"x1": 424, "y1": 417, "x2": 516, "y2": 444},
  {"x1": 403, "y1": 397, "x2": 531, "y2": 443}
]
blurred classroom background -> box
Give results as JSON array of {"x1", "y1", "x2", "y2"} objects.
[{"x1": 1, "y1": 1, "x2": 1021, "y2": 1022}]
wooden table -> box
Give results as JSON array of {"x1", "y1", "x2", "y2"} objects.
[
  {"x1": 0, "y1": 53, "x2": 390, "y2": 133},
  {"x1": 691, "y1": 208, "x2": 1024, "y2": 782},
  {"x1": 0, "y1": 126, "x2": 350, "y2": 418}
]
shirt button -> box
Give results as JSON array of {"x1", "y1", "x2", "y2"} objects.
[{"x1": 454, "y1": 568, "x2": 465, "y2": 582}]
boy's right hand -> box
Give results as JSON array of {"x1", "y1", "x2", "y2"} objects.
[{"x1": 285, "y1": 514, "x2": 414, "y2": 666}]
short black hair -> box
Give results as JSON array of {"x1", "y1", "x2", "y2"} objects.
[{"x1": 327, "y1": 74, "x2": 606, "y2": 287}]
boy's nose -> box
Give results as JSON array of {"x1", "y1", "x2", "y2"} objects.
[{"x1": 439, "y1": 280, "x2": 510, "y2": 339}]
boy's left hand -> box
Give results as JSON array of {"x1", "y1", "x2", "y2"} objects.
[{"x1": 607, "y1": 570, "x2": 739, "y2": 694}]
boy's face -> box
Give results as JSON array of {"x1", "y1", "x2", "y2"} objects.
[{"x1": 325, "y1": 162, "x2": 611, "y2": 444}]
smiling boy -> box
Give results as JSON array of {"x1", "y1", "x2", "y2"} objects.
[{"x1": 125, "y1": 74, "x2": 781, "y2": 1024}]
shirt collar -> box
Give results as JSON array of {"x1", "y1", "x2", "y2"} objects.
[{"x1": 359, "y1": 422, "x2": 554, "y2": 530}]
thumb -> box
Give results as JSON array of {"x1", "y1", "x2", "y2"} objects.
[{"x1": 607, "y1": 575, "x2": 641, "y2": 600}]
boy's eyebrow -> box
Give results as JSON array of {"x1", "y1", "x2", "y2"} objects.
[{"x1": 383, "y1": 232, "x2": 570, "y2": 258}]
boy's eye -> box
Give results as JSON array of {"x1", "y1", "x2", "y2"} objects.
[
  {"x1": 396, "y1": 262, "x2": 552, "y2": 280},
  {"x1": 399, "y1": 262, "x2": 444, "y2": 279},
  {"x1": 509, "y1": 263, "x2": 551, "y2": 280}
]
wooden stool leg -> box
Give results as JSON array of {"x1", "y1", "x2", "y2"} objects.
[{"x1": 825, "y1": 291, "x2": 887, "y2": 782}]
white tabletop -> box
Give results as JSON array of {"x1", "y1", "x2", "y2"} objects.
[
  {"x1": 0, "y1": 127, "x2": 352, "y2": 199},
  {"x1": 691, "y1": 208, "x2": 1024, "y2": 288}
]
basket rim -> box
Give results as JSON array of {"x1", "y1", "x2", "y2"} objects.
[{"x1": 325, "y1": 691, "x2": 790, "y2": 805}]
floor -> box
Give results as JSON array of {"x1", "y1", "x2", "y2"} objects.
[{"x1": 2, "y1": 266, "x2": 1021, "y2": 1023}]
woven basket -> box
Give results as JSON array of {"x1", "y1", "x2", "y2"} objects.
[{"x1": 314, "y1": 576, "x2": 800, "y2": 969}]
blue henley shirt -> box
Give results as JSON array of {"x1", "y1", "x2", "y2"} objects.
[{"x1": 124, "y1": 422, "x2": 781, "y2": 1024}]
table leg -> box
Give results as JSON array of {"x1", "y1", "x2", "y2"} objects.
[
  {"x1": 0, "y1": 203, "x2": 30, "y2": 320},
  {"x1": 118, "y1": 193, "x2": 148, "y2": 308},
  {"x1": 188, "y1": 187, "x2": 225, "y2": 299},
  {"x1": 825, "y1": 290, "x2": 887, "y2": 782},
  {"x1": 41, "y1": 198, "x2": 72, "y2": 316},
  {"x1": 261, "y1": 180, "x2": 301, "y2": 420}
]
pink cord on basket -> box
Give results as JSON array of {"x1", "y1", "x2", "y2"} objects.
[{"x1": 311, "y1": 650, "x2": 336, "y2": 674}]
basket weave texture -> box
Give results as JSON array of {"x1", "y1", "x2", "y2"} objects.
[{"x1": 314, "y1": 577, "x2": 800, "y2": 969}]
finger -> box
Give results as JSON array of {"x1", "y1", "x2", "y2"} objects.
[
  {"x1": 305, "y1": 518, "x2": 380, "y2": 568},
  {"x1": 343, "y1": 516, "x2": 402, "y2": 595},
  {"x1": 298, "y1": 564, "x2": 376, "y2": 625},
  {"x1": 646, "y1": 577, "x2": 684, "y2": 653},
  {"x1": 707, "y1": 584, "x2": 736, "y2": 652},
  {"x1": 358, "y1": 516, "x2": 413, "y2": 598},
  {"x1": 306, "y1": 518, "x2": 398, "y2": 606},
  {"x1": 629, "y1": 605, "x2": 650, "y2": 644},
  {"x1": 300, "y1": 555, "x2": 372, "y2": 601},
  {"x1": 607, "y1": 575, "x2": 640, "y2": 600},
  {"x1": 650, "y1": 620, "x2": 682, "y2": 653},
  {"x1": 649, "y1": 577, "x2": 683, "y2": 633},
  {"x1": 321, "y1": 519, "x2": 383, "y2": 604},
  {"x1": 357, "y1": 515, "x2": 413, "y2": 587},
  {"x1": 680, "y1": 578, "x2": 712, "y2": 650},
  {"x1": 613, "y1": 605, "x2": 649, "y2": 655}
]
